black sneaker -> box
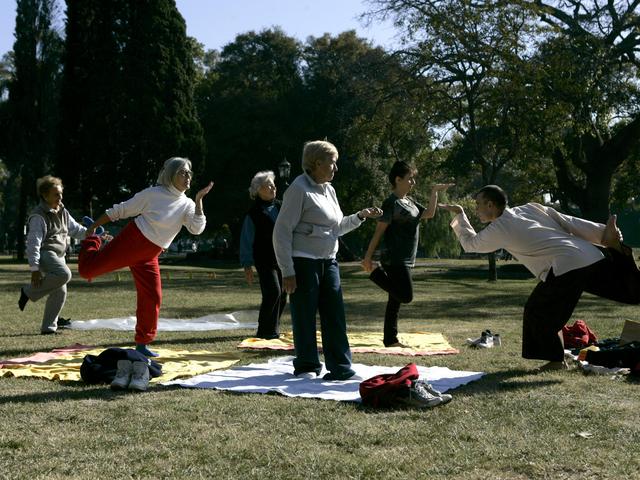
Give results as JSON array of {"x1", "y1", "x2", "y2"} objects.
[{"x1": 57, "y1": 317, "x2": 72, "y2": 329}]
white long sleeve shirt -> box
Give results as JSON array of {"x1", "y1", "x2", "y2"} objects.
[
  {"x1": 106, "y1": 185, "x2": 206, "y2": 249},
  {"x1": 273, "y1": 173, "x2": 364, "y2": 277},
  {"x1": 451, "y1": 202, "x2": 605, "y2": 281}
]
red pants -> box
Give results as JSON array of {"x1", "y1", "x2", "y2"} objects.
[{"x1": 79, "y1": 222, "x2": 164, "y2": 345}]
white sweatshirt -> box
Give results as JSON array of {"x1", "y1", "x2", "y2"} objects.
[
  {"x1": 106, "y1": 185, "x2": 206, "y2": 248},
  {"x1": 451, "y1": 202, "x2": 605, "y2": 281}
]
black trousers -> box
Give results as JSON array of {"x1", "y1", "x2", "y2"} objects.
[
  {"x1": 522, "y1": 247, "x2": 640, "y2": 361},
  {"x1": 255, "y1": 266, "x2": 287, "y2": 339},
  {"x1": 370, "y1": 265, "x2": 413, "y2": 346}
]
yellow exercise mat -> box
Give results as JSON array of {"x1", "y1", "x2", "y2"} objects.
[
  {"x1": 0, "y1": 346, "x2": 240, "y2": 383},
  {"x1": 238, "y1": 331, "x2": 459, "y2": 356}
]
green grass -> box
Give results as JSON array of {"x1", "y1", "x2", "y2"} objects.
[{"x1": 1, "y1": 256, "x2": 638, "y2": 479}]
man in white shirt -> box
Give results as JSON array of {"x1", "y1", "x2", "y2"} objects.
[{"x1": 441, "y1": 185, "x2": 640, "y2": 371}]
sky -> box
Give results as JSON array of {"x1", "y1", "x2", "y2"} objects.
[{"x1": 0, "y1": 0, "x2": 401, "y2": 57}]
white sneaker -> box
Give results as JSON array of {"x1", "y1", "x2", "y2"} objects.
[
  {"x1": 295, "y1": 372, "x2": 317, "y2": 379},
  {"x1": 111, "y1": 360, "x2": 133, "y2": 390},
  {"x1": 415, "y1": 379, "x2": 453, "y2": 404},
  {"x1": 128, "y1": 361, "x2": 150, "y2": 391}
]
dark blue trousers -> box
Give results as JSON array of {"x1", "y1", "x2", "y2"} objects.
[
  {"x1": 290, "y1": 257, "x2": 354, "y2": 378},
  {"x1": 255, "y1": 266, "x2": 287, "y2": 339}
]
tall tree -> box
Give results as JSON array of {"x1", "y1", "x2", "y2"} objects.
[
  {"x1": 6, "y1": 0, "x2": 63, "y2": 259},
  {"x1": 520, "y1": 0, "x2": 640, "y2": 221},
  {"x1": 58, "y1": 0, "x2": 205, "y2": 213},
  {"x1": 195, "y1": 28, "x2": 306, "y2": 237}
]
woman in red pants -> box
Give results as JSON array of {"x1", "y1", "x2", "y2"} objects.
[{"x1": 79, "y1": 157, "x2": 213, "y2": 357}]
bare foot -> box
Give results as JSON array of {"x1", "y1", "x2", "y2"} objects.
[
  {"x1": 535, "y1": 360, "x2": 569, "y2": 373},
  {"x1": 386, "y1": 342, "x2": 408, "y2": 349},
  {"x1": 601, "y1": 215, "x2": 624, "y2": 253}
]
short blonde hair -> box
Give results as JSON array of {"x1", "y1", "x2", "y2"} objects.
[
  {"x1": 157, "y1": 157, "x2": 192, "y2": 188},
  {"x1": 248, "y1": 170, "x2": 276, "y2": 199},
  {"x1": 36, "y1": 175, "x2": 63, "y2": 199},
  {"x1": 301, "y1": 140, "x2": 338, "y2": 174}
]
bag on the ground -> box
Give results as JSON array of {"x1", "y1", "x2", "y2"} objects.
[
  {"x1": 80, "y1": 347, "x2": 162, "y2": 384},
  {"x1": 359, "y1": 363, "x2": 419, "y2": 408},
  {"x1": 562, "y1": 320, "x2": 597, "y2": 349}
]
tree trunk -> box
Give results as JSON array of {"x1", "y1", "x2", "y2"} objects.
[
  {"x1": 487, "y1": 251, "x2": 497, "y2": 282},
  {"x1": 15, "y1": 174, "x2": 29, "y2": 261}
]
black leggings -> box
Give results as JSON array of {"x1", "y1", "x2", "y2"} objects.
[
  {"x1": 369, "y1": 265, "x2": 413, "y2": 346},
  {"x1": 255, "y1": 266, "x2": 287, "y2": 339}
]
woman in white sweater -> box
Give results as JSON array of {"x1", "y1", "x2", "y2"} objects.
[{"x1": 79, "y1": 157, "x2": 213, "y2": 357}]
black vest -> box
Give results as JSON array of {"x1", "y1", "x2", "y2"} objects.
[{"x1": 248, "y1": 199, "x2": 280, "y2": 268}]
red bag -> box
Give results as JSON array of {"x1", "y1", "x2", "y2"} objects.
[
  {"x1": 562, "y1": 320, "x2": 597, "y2": 349},
  {"x1": 359, "y1": 363, "x2": 419, "y2": 407}
]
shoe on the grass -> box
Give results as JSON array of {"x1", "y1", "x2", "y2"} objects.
[
  {"x1": 82, "y1": 216, "x2": 104, "y2": 236},
  {"x1": 128, "y1": 361, "x2": 150, "y2": 391},
  {"x1": 398, "y1": 380, "x2": 446, "y2": 408},
  {"x1": 467, "y1": 330, "x2": 494, "y2": 348},
  {"x1": 57, "y1": 317, "x2": 72, "y2": 329},
  {"x1": 414, "y1": 379, "x2": 453, "y2": 404},
  {"x1": 111, "y1": 360, "x2": 133, "y2": 390},
  {"x1": 476, "y1": 332, "x2": 494, "y2": 349}
]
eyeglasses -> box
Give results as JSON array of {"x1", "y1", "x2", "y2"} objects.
[{"x1": 177, "y1": 169, "x2": 193, "y2": 179}]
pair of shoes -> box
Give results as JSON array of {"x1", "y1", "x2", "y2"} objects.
[
  {"x1": 57, "y1": 317, "x2": 72, "y2": 329},
  {"x1": 111, "y1": 360, "x2": 150, "y2": 391},
  {"x1": 398, "y1": 379, "x2": 452, "y2": 408},
  {"x1": 135, "y1": 344, "x2": 159, "y2": 357},
  {"x1": 466, "y1": 330, "x2": 502, "y2": 348},
  {"x1": 82, "y1": 216, "x2": 105, "y2": 236},
  {"x1": 18, "y1": 288, "x2": 29, "y2": 311},
  {"x1": 415, "y1": 379, "x2": 453, "y2": 404}
]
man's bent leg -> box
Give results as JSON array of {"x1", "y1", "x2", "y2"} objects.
[{"x1": 522, "y1": 270, "x2": 583, "y2": 361}]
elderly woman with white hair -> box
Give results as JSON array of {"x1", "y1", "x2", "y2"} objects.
[
  {"x1": 79, "y1": 157, "x2": 213, "y2": 357},
  {"x1": 239, "y1": 170, "x2": 286, "y2": 339},
  {"x1": 273, "y1": 140, "x2": 382, "y2": 380}
]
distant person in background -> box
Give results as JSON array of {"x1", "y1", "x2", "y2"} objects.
[
  {"x1": 273, "y1": 140, "x2": 382, "y2": 380},
  {"x1": 362, "y1": 161, "x2": 453, "y2": 347},
  {"x1": 18, "y1": 175, "x2": 90, "y2": 334},
  {"x1": 79, "y1": 157, "x2": 213, "y2": 357},
  {"x1": 440, "y1": 185, "x2": 640, "y2": 371},
  {"x1": 240, "y1": 170, "x2": 286, "y2": 339}
]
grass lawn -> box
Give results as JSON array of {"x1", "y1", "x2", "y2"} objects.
[{"x1": 0, "y1": 255, "x2": 638, "y2": 479}]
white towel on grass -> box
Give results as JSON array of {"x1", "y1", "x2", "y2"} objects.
[
  {"x1": 163, "y1": 356, "x2": 484, "y2": 402},
  {"x1": 69, "y1": 310, "x2": 258, "y2": 331}
]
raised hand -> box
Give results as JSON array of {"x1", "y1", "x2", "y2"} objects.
[
  {"x1": 196, "y1": 181, "x2": 214, "y2": 203},
  {"x1": 359, "y1": 207, "x2": 383, "y2": 219},
  {"x1": 438, "y1": 203, "x2": 464, "y2": 215}
]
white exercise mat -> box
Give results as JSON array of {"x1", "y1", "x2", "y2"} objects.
[
  {"x1": 163, "y1": 356, "x2": 484, "y2": 402},
  {"x1": 69, "y1": 310, "x2": 258, "y2": 331}
]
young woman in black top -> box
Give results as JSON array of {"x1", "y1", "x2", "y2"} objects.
[{"x1": 362, "y1": 161, "x2": 453, "y2": 347}]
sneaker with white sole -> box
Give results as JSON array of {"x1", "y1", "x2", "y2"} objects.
[
  {"x1": 398, "y1": 380, "x2": 446, "y2": 408},
  {"x1": 476, "y1": 332, "x2": 494, "y2": 348},
  {"x1": 111, "y1": 360, "x2": 133, "y2": 390},
  {"x1": 414, "y1": 379, "x2": 453, "y2": 404},
  {"x1": 294, "y1": 371, "x2": 317, "y2": 379},
  {"x1": 128, "y1": 361, "x2": 150, "y2": 391}
]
